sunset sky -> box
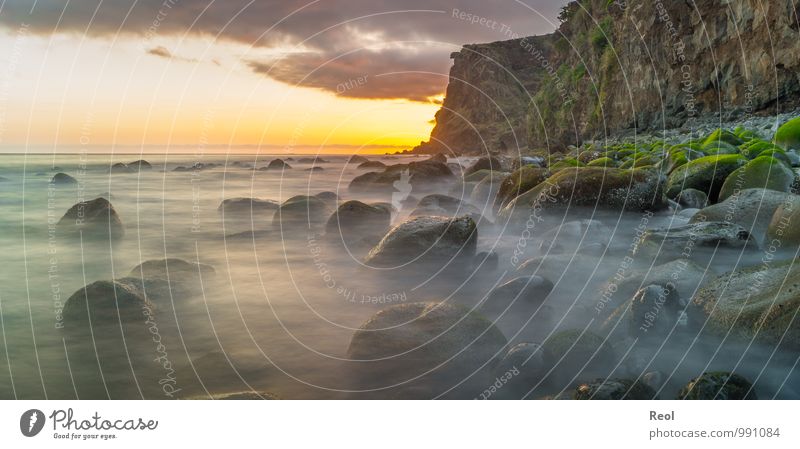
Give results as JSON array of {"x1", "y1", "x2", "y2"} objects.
[{"x1": 0, "y1": 0, "x2": 563, "y2": 153}]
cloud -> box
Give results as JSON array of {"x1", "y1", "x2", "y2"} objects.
[{"x1": 0, "y1": 0, "x2": 564, "y2": 101}]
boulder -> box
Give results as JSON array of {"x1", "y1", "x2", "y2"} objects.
[
  {"x1": 129, "y1": 160, "x2": 153, "y2": 171},
  {"x1": 463, "y1": 169, "x2": 500, "y2": 183},
  {"x1": 634, "y1": 221, "x2": 754, "y2": 259},
  {"x1": 469, "y1": 175, "x2": 503, "y2": 208},
  {"x1": 541, "y1": 330, "x2": 614, "y2": 383},
  {"x1": 314, "y1": 191, "x2": 339, "y2": 206},
  {"x1": 346, "y1": 155, "x2": 369, "y2": 164},
  {"x1": 63, "y1": 280, "x2": 152, "y2": 328},
  {"x1": 411, "y1": 194, "x2": 479, "y2": 217},
  {"x1": 718, "y1": 156, "x2": 795, "y2": 201},
  {"x1": 110, "y1": 162, "x2": 134, "y2": 173},
  {"x1": 691, "y1": 261, "x2": 800, "y2": 349},
  {"x1": 500, "y1": 168, "x2": 666, "y2": 219},
  {"x1": 494, "y1": 166, "x2": 550, "y2": 207},
  {"x1": 572, "y1": 378, "x2": 658, "y2": 400},
  {"x1": 217, "y1": 197, "x2": 279, "y2": 216},
  {"x1": 482, "y1": 276, "x2": 553, "y2": 312},
  {"x1": 51, "y1": 172, "x2": 77, "y2": 184},
  {"x1": 665, "y1": 154, "x2": 746, "y2": 202},
  {"x1": 690, "y1": 188, "x2": 789, "y2": 245},
  {"x1": 346, "y1": 302, "x2": 507, "y2": 393},
  {"x1": 57, "y1": 197, "x2": 124, "y2": 240},
  {"x1": 349, "y1": 160, "x2": 454, "y2": 192},
  {"x1": 428, "y1": 153, "x2": 447, "y2": 164},
  {"x1": 774, "y1": 116, "x2": 800, "y2": 151},
  {"x1": 766, "y1": 194, "x2": 800, "y2": 247},
  {"x1": 325, "y1": 200, "x2": 391, "y2": 246},
  {"x1": 272, "y1": 195, "x2": 330, "y2": 229},
  {"x1": 464, "y1": 156, "x2": 502, "y2": 176},
  {"x1": 674, "y1": 188, "x2": 708, "y2": 209},
  {"x1": 297, "y1": 157, "x2": 328, "y2": 164},
  {"x1": 262, "y1": 159, "x2": 292, "y2": 170},
  {"x1": 603, "y1": 284, "x2": 682, "y2": 339},
  {"x1": 129, "y1": 258, "x2": 215, "y2": 281},
  {"x1": 357, "y1": 160, "x2": 386, "y2": 169},
  {"x1": 364, "y1": 216, "x2": 477, "y2": 267},
  {"x1": 676, "y1": 372, "x2": 756, "y2": 399}
]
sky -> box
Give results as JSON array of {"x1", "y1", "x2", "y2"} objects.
[{"x1": 0, "y1": 0, "x2": 564, "y2": 153}]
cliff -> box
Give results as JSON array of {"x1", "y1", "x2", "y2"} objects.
[{"x1": 416, "y1": 0, "x2": 800, "y2": 155}]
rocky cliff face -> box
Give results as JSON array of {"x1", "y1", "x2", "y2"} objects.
[{"x1": 417, "y1": 0, "x2": 800, "y2": 155}]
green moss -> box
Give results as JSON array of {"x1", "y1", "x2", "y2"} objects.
[
  {"x1": 665, "y1": 154, "x2": 747, "y2": 202},
  {"x1": 774, "y1": 116, "x2": 800, "y2": 150},
  {"x1": 718, "y1": 155, "x2": 796, "y2": 201},
  {"x1": 704, "y1": 128, "x2": 745, "y2": 147},
  {"x1": 677, "y1": 372, "x2": 756, "y2": 400},
  {"x1": 494, "y1": 166, "x2": 550, "y2": 207},
  {"x1": 587, "y1": 157, "x2": 617, "y2": 167}
]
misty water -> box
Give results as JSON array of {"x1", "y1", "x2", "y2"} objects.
[{"x1": 0, "y1": 153, "x2": 797, "y2": 400}]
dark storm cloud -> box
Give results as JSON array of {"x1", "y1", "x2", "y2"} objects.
[{"x1": 0, "y1": 0, "x2": 564, "y2": 101}]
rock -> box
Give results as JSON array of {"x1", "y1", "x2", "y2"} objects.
[
  {"x1": 51, "y1": 172, "x2": 77, "y2": 184},
  {"x1": 718, "y1": 156, "x2": 796, "y2": 201},
  {"x1": 364, "y1": 216, "x2": 477, "y2": 267},
  {"x1": 349, "y1": 160, "x2": 454, "y2": 192},
  {"x1": 463, "y1": 169, "x2": 499, "y2": 183},
  {"x1": 500, "y1": 168, "x2": 666, "y2": 218},
  {"x1": 469, "y1": 175, "x2": 503, "y2": 208},
  {"x1": 297, "y1": 157, "x2": 328, "y2": 164},
  {"x1": 325, "y1": 200, "x2": 391, "y2": 246},
  {"x1": 678, "y1": 208, "x2": 699, "y2": 219},
  {"x1": 690, "y1": 188, "x2": 789, "y2": 245},
  {"x1": 516, "y1": 254, "x2": 604, "y2": 282},
  {"x1": 512, "y1": 156, "x2": 545, "y2": 170},
  {"x1": 217, "y1": 197, "x2": 279, "y2": 216},
  {"x1": 573, "y1": 378, "x2": 658, "y2": 400},
  {"x1": 57, "y1": 197, "x2": 124, "y2": 240},
  {"x1": 541, "y1": 330, "x2": 614, "y2": 382},
  {"x1": 412, "y1": 194, "x2": 479, "y2": 217},
  {"x1": 538, "y1": 219, "x2": 610, "y2": 255},
  {"x1": 774, "y1": 116, "x2": 800, "y2": 151},
  {"x1": 214, "y1": 391, "x2": 279, "y2": 400},
  {"x1": 603, "y1": 284, "x2": 682, "y2": 339},
  {"x1": 599, "y1": 259, "x2": 706, "y2": 314},
  {"x1": 428, "y1": 153, "x2": 447, "y2": 164},
  {"x1": 474, "y1": 251, "x2": 498, "y2": 272},
  {"x1": 357, "y1": 160, "x2": 386, "y2": 169},
  {"x1": 129, "y1": 258, "x2": 215, "y2": 281},
  {"x1": 675, "y1": 188, "x2": 708, "y2": 209},
  {"x1": 464, "y1": 156, "x2": 502, "y2": 176},
  {"x1": 314, "y1": 191, "x2": 339, "y2": 206},
  {"x1": 110, "y1": 162, "x2": 134, "y2": 173},
  {"x1": 665, "y1": 154, "x2": 746, "y2": 203},
  {"x1": 173, "y1": 162, "x2": 218, "y2": 172},
  {"x1": 691, "y1": 261, "x2": 800, "y2": 348},
  {"x1": 272, "y1": 195, "x2": 330, "y2": 229},
  {"x1": 129, "y1": 160, "x2": 152, "y2": 170},
  {"x1": 482, "y1": 276, "x2": 553, "y2": 312},
  {"x1": 63, "y1": 280, "x2": 152, "y2": 327},
  {"x1": 634, "y1": 221, "x2": 754, "y2": 259},
  {"x1": 305, "y1": 167, "x2": 324, "y2": 172},
  {"x1": 766, "y1": 194, "x2": 800, "y2": 247},
  {"x1": 494, "y1": 166, "x2": 550, "y2": 207},
  {"x1": 262, "y1": 159, "x2": 292, "y2": 170},
  {"x1": 346, "y1": 155, "x2": 369, "y2": 164},
  {"x1": 346, "y1": 302, "x2": 507, "y2": 393},
  {"x1": 677, "y1": 372, "x2": 756, "y2": 400},
  {"x1": 493, "y1": 342, "x2": 544, "y2": 396}
]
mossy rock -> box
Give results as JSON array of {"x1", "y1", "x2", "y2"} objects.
[
  {"x1": 586, "y1": 157, "x2": 617, "y2": 167},
  {"x1": 718, "y1": 156, "x2": 796, "y2": 201},
  {"x1": 549, "y1": 158, "x2": 584, "y2": 171},
  {"x1": 494, "y1": 166, "x2": 550, "y2": 207},
  {"x1": 691, "y1": 260, "x2": 800, "y2": 349},
  {"x1": 499, "y1": 167, "x2": 666, "y2": 218},
  {"x1": 758, "y1": 148, "x2": 792, "y2": 165},
  {"x1": 573, "y1": 378, "x2": 658, "y2": 400},
  {"x1": 461, "y1": 169, "x2": 496, "y2": 183},
  {"x1": 766, "y1": 194, "x2": 800, "y2": 247},
  {"x1": 665, "y1": 154, "x2": 746, "y2": 202},
  {"x1": 677, "y1": 372, "x2": 756, "y2": 400},
  {"x1": 703, "y1": 128, "x2": 745, "y2": 147},
  {"x1": 739, "y1": 140, "x2": 781, "y2": 159},
  {"x1": 702, "y1": 140, "x2": 740, "y2": 155},
  {"x1": 620, "y1": 155, "x2": 658, "y2": 169},
  {"x1": 774, "y1": 116, "x2": 800, "y2": 151},
  {"x1": 541, "y1": 330, "x2": 613, "y2": 381}
]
